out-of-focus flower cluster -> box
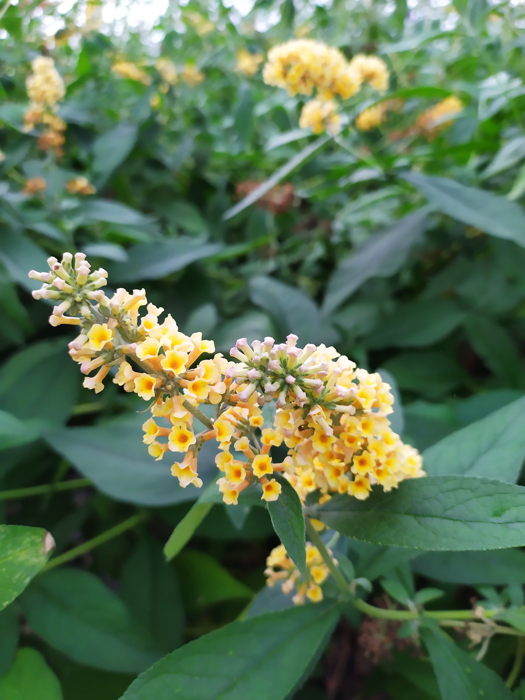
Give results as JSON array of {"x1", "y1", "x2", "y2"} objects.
[
  {"x1": 235, "y1": 181, "x2": 296, "y2": 215},
  {"x1": 112, "y1": 61, "x2": 151, "y2": 86},
  {"x1": 263, "y1": 40, "x2": 389, "y2": 136},
  {"x1": 24, "y1": 57, "x2": 66, "y2": 157},
  {"x1": 266, "y1": 543, "x2": 332, "y2": 604},
  {"x1": 415, "y1": 96, "x2": 464, "y2": 139},
  {"x1": 299, "y1": 99, "x2": 340, "y2": 135},
  {"x1": 355, "y1": 99, "x2": 404, "y2": 132},
  {"x1": 66, "y1": 176, "x2": 96, "y2": 196},
  {"x1": 236, "y1": 49, "x2": 264, "y2": 76}
]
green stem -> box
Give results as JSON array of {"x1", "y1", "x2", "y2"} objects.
[
  {"x1": 507, "y1": 637, "x2": 525, "y2": 688},
  {"x1": 182, "y1": 400, "x2": 214, "y2": 430},
  {"x1": 0, "y1": 478, "x2": 92, "y2": 501},
  {"x1": 42, "y1": 512, "x2": 148, "y2": 571},
  {"x1": 305, "y1": 518, "x2": 350, "y2": 596}
]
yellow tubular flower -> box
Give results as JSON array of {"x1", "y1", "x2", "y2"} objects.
[
  {"x1": 265, "y1": 542, "x2": 332, "y2": 604},
  {"x1": 299, "y1": 99, "x2": 341, "y2": 135},
  {"x1": 348, "y1": 54, "x2": 389, "y2": 92},
  {"x1": 169, "y1": 426, "x2": 197, "y2": 453},
  {"x1": 87, "y1": 323, "x2": 113, "y2": 351},
  {"x1": 252, "y1": 454, "x2": 273, "y2": 477},
  {"x1": 134, "y1": 374, "x2": 160, "y2": 400},
  {"x1": 262, "y1": 479, "x2": 282, "y2": 502}
]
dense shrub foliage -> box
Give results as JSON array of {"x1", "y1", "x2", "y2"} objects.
[{"x1": 3, "y1": 0, "x2": 525, "y2": 698}]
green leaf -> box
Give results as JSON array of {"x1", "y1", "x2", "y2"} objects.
[
  {"x1": 119, "y1": 602, "x2": 340, "y2": 700},
  {"x1": 481, "y1": 136, "x2": 525, "y2": 180},
  {"x1": 323, "y1": 209, "x2": 427, "y2": 315},
  {"x1": 81, "y1": 199, "x2": 154, "y2": 227},
  {"x1": 249, "y1": 276, "x2": 324, "y2": 344},
  {"x1": 108, "y1": 238, "x2": 222, "y2": 282},
  {"x1": 367, "y1": 299, "x2": 464, "y2": 349},
  {"x1": 497, "y1": 609, "x2": 525, "y2": 632},
  {"x1": 214, "y1": 311, "x2": 275, "y2": 352},
  {"x1": 465, "y1": 315, "x2": 523, "y2": 387},
  {"x1": 267, "y1": 475, "x2": 307, "y2": 578},
  {"x1": 46, "y1": 414, "x2": 217, "y2": 506},
  {"x1": 0, "y1": 648, "x2": 63, "y2": 700},
  {"x1": 348, "y1": 541, "x2": 419, "y2": 581},
  {"x1": 243, "y1": 585, "x2": 295, "y2": 619},
  {"x1": 0, "y1": 525, "x2": 53, "y2": 611},
  {"x1": 401, "y1": 172, "x2": 525, "y2": 248},
  {"x1": 377, "y1": 369, "x2": 404, "y2": 435},
  {"x1": 422, "y1": 627, "x2": 514, "y2": 700},
  {"x1": 92, "y1": 122, "x2": 138, "y2": 181},
  {"x1": 20, "y1": 568, "x2": 163, "y2": 674},
  {"x1": 223, "y1": 135, "x2": 332, "y2": 221},
  {"x1": 174, "y1": 549, "x2": 252, "y2": 610},
  {"x1": 0, "y1": 230, "x2": 49, "y2": 292},
  {"x1": 234, "y1": 85, "x2": 254, "y2": 149},
  {"x1": 412, "y1": 550, "x2": 525, "y2": 585},
  {"x1": 382, "y1": 351, "x2": 466, "y2": 399},
  {"x1": 381, "y1": 578, "x2": 411, "y2": 606},
  {"x1": 0, "y1": 340, "x2": 79, "y2": 427},
  {"x1": 121, "y1": 536, "x2": 184, "y2": 652},
  {"x1": 0, "y1": 410, "x2": 41, "y2": 451},
  {"x1": 163, "y1": 480, "x2": 217, "y2": 561},
  {"x1": 265, "y1": 129, "x2": 310, "y2": 152},
  {"x1": 413, "y1": 588, "x2": 444, "y2": 605},
  {"x1": 168, "y1": 202, "x2": 208, "y2": 235},
  {"x1": 0, "y1": 605, "x2": 19, "y2": 675},
  {"x1": 423, "y1": 395, "x2": 525, "y2": 482},
  {"x1": 307, "y1": 475, "x2": 525, "y2": 551}
]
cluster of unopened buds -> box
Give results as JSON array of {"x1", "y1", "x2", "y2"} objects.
[{"x1": 30, "y1": 253, "x2": 424, "y2": 602}]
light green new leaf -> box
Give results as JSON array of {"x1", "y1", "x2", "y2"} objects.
[
  {"x1": 307, "y1": 475, "x2": 525, "y2": 550},
  {"x1": 323, "y1": 209, "x2": 427, "y2": 315},
  {"x1": 413, "y1": 550, "x2": 525, "y2": 585},
  {"x1": 401, "y1": 172, "x2": 525, "y2": 248},
  {"x1": 422, "y1": 628, "x2": 514, "y2": 700},
  {"x1": 108, "y1": 237, "x2": 222, "y2": 282},
  {"x1": 119, "y1": 602, "x2": 340, "y2": 700},
  {"x1": 481, "y1": 136, "x2": 525, "y2": 180},
  {"x1": 121, "y1": 536, "x2": 184, "y2": 652},
  {"x1": 0, "y1": 648, "x2": 63, "y2": 700},
  {"x1": 267, "y1": 475, "x2": 307, "y2": 578},
  {"x1": 92, "y1": 122, "x2": 138, "y2": 181},
  {"x1": 46, "y1": 414, "x2": 217, "y2": 506},
  {"x1": 0, "y1": 525, "x2": 53, "y2": 611},
  {"x1": 465, "y1": 315, "x2": 523, "y2": 387},
  {"x1": 423, "y1": 395, "x2": 525, "y2": 482},
  {"x1": 223, "y1": 135, "x2": 332, "y2": 220},
  {"x1": 0, "y1": 339, "x2": 79, "y2": 427},
  {"x1": 21, "y1": 568, "x2": 163, "y2": 674}
]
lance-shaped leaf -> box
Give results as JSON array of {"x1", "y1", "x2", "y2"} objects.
[
  {"x1": 423, "y1": 395, "x2": 525, "y2": 483},
  {"x1": 119, "y1": 602, "x2": 340, "y2": 700},
  {"x1": 306, "y1": 475, "x2": 525, "y2": 550},
  {"x1": 0, "y1": 648, "x2": 63, "y2": 700},
  {"x1": 401, "y1": 171, "x2": 525, "y2": 248},
  {"x1": 267, "y1": 475, "x2": 307, "y2": 578},
  {"x1": 421, "y1": 627, "x2": 514, "y2": 700},
  {"x1": 0, "y1": 525, "x2": 54, "y2": 611}
]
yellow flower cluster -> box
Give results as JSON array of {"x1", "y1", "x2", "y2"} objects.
[
  {"x1": 263, "y1": 39, "x2": 361, "y2": 100},
  {"x1": 181, "y1": 64, "x2": 205, "y2": 87},
  {"x1": 23, "y1": 176, "x2": 47, "y2": 196},
  {"x1": 415, "y1": 96, "x2": 463, "y2": 139},
  {"x1": 236, "y1": 50, "x2": 264, "y2": 77},
  {"x1": 30, "y1": 254, "x2": 423, "y2": 512},
  {"x1": 355, "y1": 99, "x2": 404, "y2": 132},
  {"x1": 66, "y1": 176, "x2": 96, "y2": 196},
  {"x1": 265, "y1": 543, "x2": 332, "y2": 604},
  {"x1": 348, "y1": 54, "x2": 389, "y2": 93},
  {"x1": 185, "y1": 11, "x2": 215, "y2": 36},
  {"x1": 299, "y1": 99, "x2": 340, "y2": 135},
  {"x1": 112, "y1": 62, "x2": 151, "y2": 86},
  {"x1": 24, "y1": 57, "x2": 66, "y2": 157},
  {"x1": 156, "y1": 58, "x2": 178, "y2": 89}
]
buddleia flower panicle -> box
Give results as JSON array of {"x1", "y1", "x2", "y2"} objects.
[
  {"x1": 23, "y1": 176, "x2": 47, "y2": 196},
  {"x1": 24, "y1": 57, "x2": 67, "y2": 156},
  {"x1": 355, "y1": 99, "x2": 404, "y2": 132},
  {"x1": 181, "y1": 64, "x2": 205, "y2": 86},
  {"x1": 66, "y1": 176, "x2": 96, "y2": 196},
  {"x1": 265, "y1": 543, "x2": 333, "y2": 604},
  {"x1": 112, "y1": 61, "x2": 151, "y2": 85},
  {"x1": 299, "y1": 99, "x2": 341, "y2": 135},
  {"x1": 156, "y1": 58, "x2": 178, "y2": 89},
  {"x1": 415, "y1": 96, "x2": 463, "y2": 139},
  {"x1": 263, "y1": 39, "x2": 361, "y2": 100},
  {"x1": 235, "y1": 49, "x2": 264, "y2": 76},
  {"x1": 348, "y1": 54, "x2": 389, "y2": 93}
]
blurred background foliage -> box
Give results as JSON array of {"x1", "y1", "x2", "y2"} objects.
[{"x1": 3, "y1": 0, "x2": 525, "y2": 697}]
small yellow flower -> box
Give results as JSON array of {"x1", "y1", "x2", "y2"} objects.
[
  {"x1": 249, "y1": 415, "x2": 265, "y2": 428},
  {"x1": 261, "y1": 428, "x2": 282, "y2": 447},
  {"x1": 252, "y1": 454, "x2": 273, "y2": 477},
  {"x1": 171, "y1": 462, "x2": 202, "y2": 488},
  {"x1": 215, "y1": 419, "x2": 235, "y2": 443},
  {"x1": 349, "y1": 475, "x2": 372, "y2": 500},
  {"x1": 134, "y1": 374, "x2": 160, "y2": 400},
  {"x1": 142, "y1": 418, "x2": 160, "y2": 445},
  {"x1": 136, "y1": 337, "x2": 160, "y2": 360},
  {"x1": 87, "y1": 323, "x2": 113, "y2": 351},
  {"x1": 161, "y1": 349, "x2": 188, "y2": 376},
  {"x1": 216, "y1": 451, "x2": 233, "y2": 471},
  {"x1": 262, "y1": 479, "x2": 282, "y2": 501},
  {"x1": 169, "y1": 425, "x2": 196, "y2": 453},
  {"x1": 186, "y1": 379, "x2": 210, "y2": 401},
  {"x1": 148, "y1": 442, "x2": 168, "y2": 460},
  {"x1": 225, "y1": 461, "x2": 246, "y2": 485},
  {"x1": 352, "y1": 451, "x2": 374, "y2": 475}
]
